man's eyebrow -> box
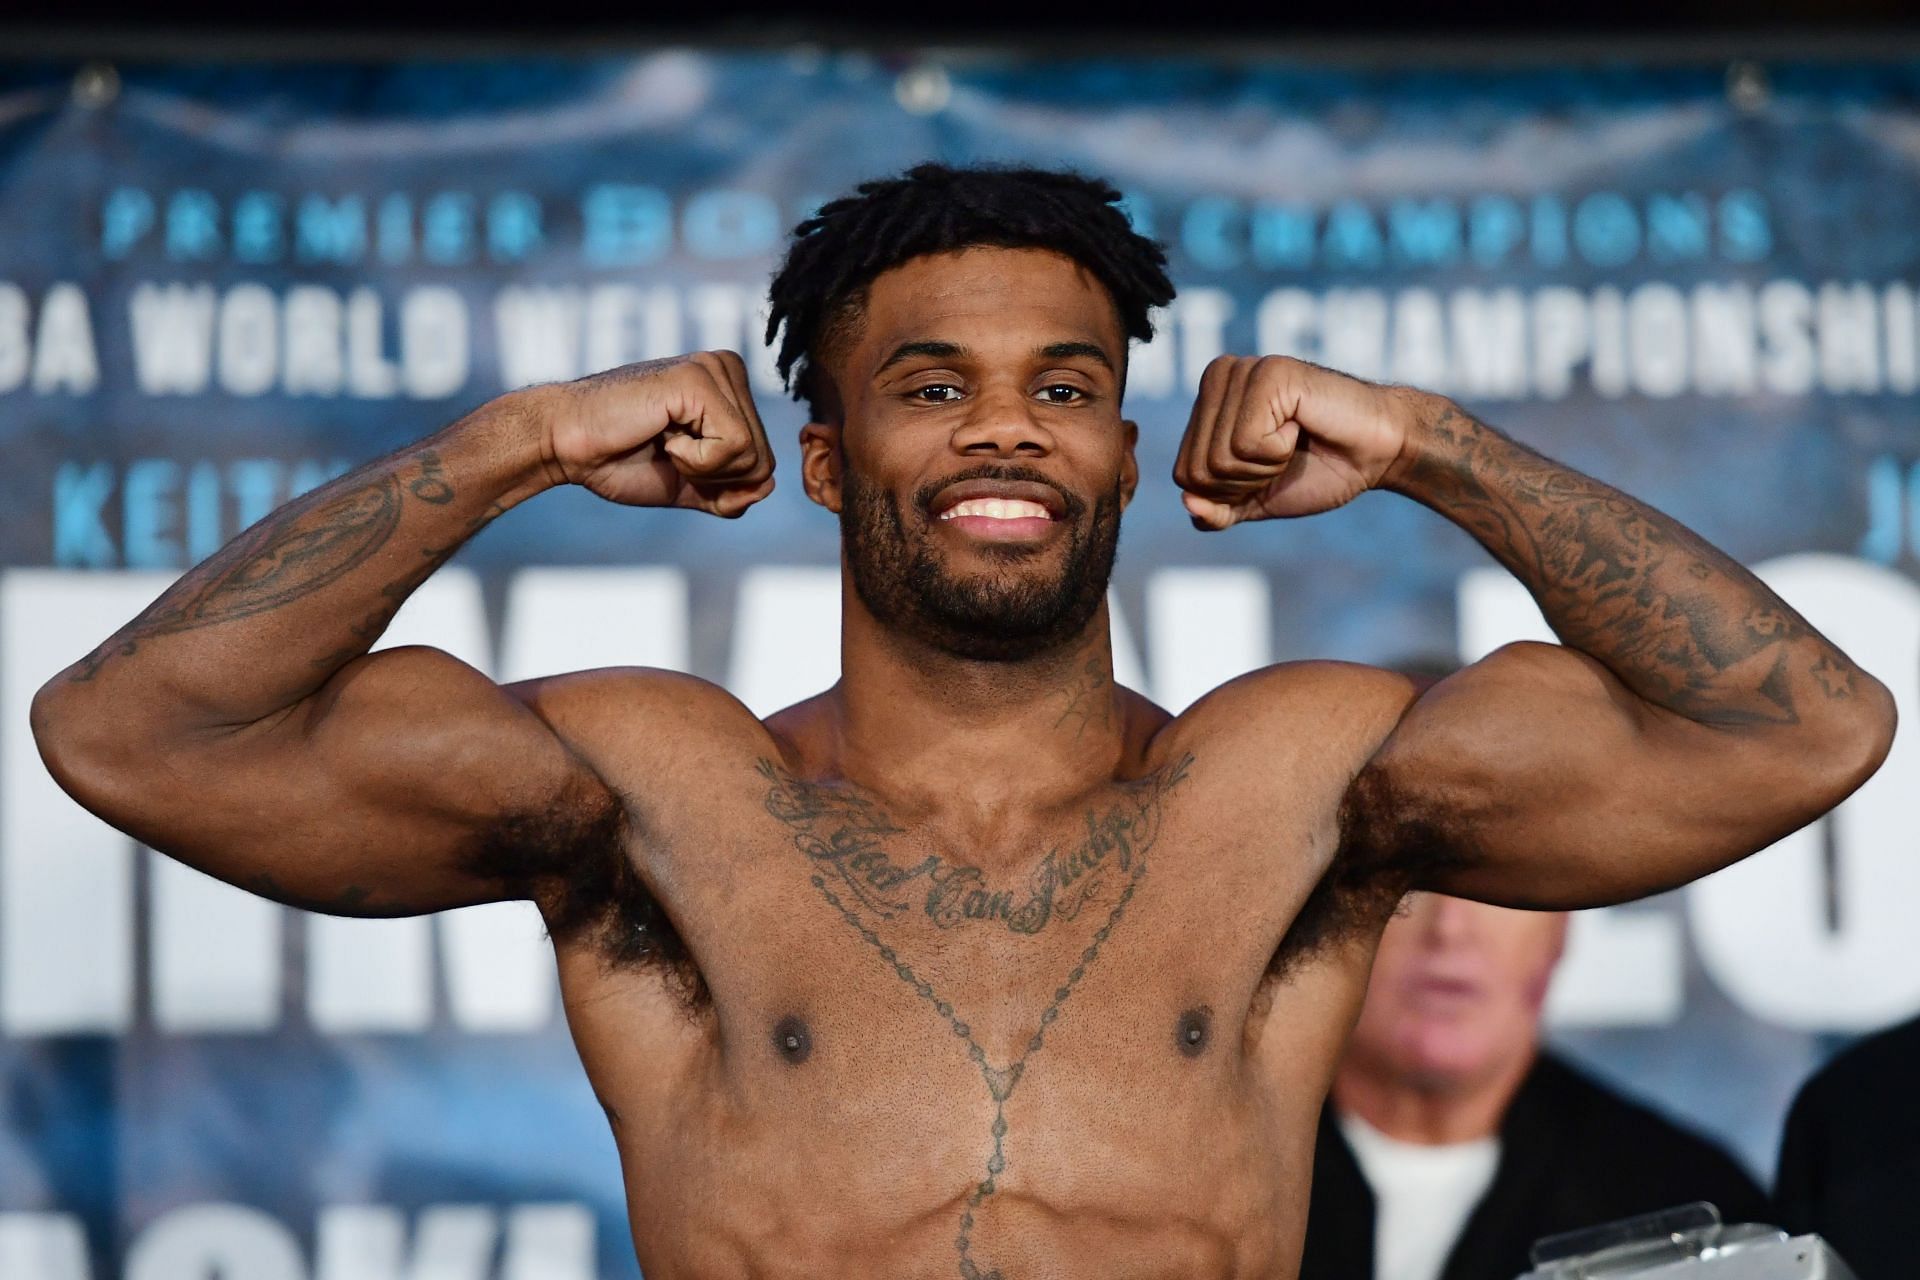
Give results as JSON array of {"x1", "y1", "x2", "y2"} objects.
[
  {"x1": 876, "y1": 340, "x2": 967, "y2": 374},
  {"x1": 1039, "y1": 341, "x2": 1114, "y2": 371}
]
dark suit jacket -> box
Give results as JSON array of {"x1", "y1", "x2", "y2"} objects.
[
  {"x1": 1300, "y1": 1052, "x2": 1770, "y2": 1280},
  {"x1": 1776, "y1": 1014, "x2": 1920, "y2": 1280}
]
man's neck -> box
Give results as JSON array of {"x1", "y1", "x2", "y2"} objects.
[
  {"x1": 826, "y1": 593, "x2": 1130, "y2": 825},
  {"x1": 1331, "y1": 1047, "x2": 1537, "y2": 1146}
]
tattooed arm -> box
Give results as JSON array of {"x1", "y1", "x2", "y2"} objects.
[
  {"x1": 1176, "y1": 355, "x2": 1895, "y2": 908},
  {"x1": 30, "y1": 352, "x2": 774, "y2": 916}
]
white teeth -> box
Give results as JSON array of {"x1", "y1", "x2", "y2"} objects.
[{"x1": 940, "y1": 498, "x2": 1051, "y2": 521}]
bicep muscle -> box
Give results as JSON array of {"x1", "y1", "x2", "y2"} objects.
[
  {"x1": 136, "y1": 645, "x2": 619, "y2": 916},
  {"x1": 1351, "y1": 641, "x2": 1793, "y2": 909}
]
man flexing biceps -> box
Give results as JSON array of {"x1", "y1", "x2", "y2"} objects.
[{"x1": 32, "y1": 164, "x2": 1892, "y2": 1280}]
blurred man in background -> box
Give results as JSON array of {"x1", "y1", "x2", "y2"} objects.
[
  {"x1": 1300, "y1": 893, "x2": 1766, "y2": 1280},
  {"x1": 1776, "y1": 1012, "x2": 1920, "y2": 1279}
]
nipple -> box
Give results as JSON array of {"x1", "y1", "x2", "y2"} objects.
[
  {"x1": 1175, "y1": 1006, "x2": 1212, "y2": 1058},
  {"x1": 773, "y1": 1014, "x2": 813, "y2": 1065}
]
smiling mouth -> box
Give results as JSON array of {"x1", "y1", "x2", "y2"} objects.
[
  {"x1": 938, "y1": 498, "x2": 1055, "y2": 522},
  {"x1": 917, "y1": 468, "x2": 1080, "y2": 542}
]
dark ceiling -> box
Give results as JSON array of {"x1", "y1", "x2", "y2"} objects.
[{"x1": 4, "y1": 0, "x2": 1917, "y2": 50}]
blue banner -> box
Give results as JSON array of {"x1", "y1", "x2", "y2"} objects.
[{"x1": 1, "y1": 52, "x2": 1916, "y2": 1277}]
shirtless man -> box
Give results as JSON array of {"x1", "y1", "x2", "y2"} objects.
[{"x1": 30, "y1": 164, "x2": 1893, "y2": 1279}]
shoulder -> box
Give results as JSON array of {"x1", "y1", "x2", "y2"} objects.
[
  {"x1": 508, "y1": 667, "x2": 776, "y2": 792},
  {"x1": 1526, "y1": 1054, "x2": 1765, "y2": 1208},
  {"x1": 1158, "y1": 663, "x2": 1420, "y2": 975},
  {"x1": 1152, "y1": 660, "x2": 1418, "y2": 881},
  {"x1": 1527, "y1": 1054, "x2": 1693, "y2": 1143},
  {"x1": 1184, "y1": 657, "x2": 1418, "y2": 718},
  {"x1": 511, "y1": 665, "x2": 764, "y2": 734},
  {"x1": 497, "y1": 666, "x2": 765, "y2": 998},
  {"x1": 1787, "y1": 1014, "x2": 1920, "y2": 1131},
  {"x1": 1159, "y1": 660, "x2": 1418, "y2": 781},
  {"x1": 1794, "y1": 1014, "x2": 1920, "y2": 1108}
]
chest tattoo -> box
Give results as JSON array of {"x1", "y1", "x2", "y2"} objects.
[
  {"x1": 758, "y1": 762, "x2": 1171, "y2": 938},
  {"x1": 756, "y1": 753, "x2": 1194, "y2": 1279}
]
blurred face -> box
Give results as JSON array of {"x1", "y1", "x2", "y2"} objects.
[
  {"x1": 1343, "y1": 894, "x2": 1569, "y2": 1095},
  {"x1": 799, "y1": 247, "x2": 1138, "y2": 661}
]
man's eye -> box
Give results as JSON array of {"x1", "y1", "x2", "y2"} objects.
[
  {"x1": 1039, "y1": 384, "x2": 1084, "y2": 403},
  {"x1": 914, "y1": 384, "x2": 962, "y2": 403}
]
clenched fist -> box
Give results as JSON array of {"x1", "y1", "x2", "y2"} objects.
[
  {"x1": 542, "y1": 351, "x2": 776, "y2": 518},
  {"x1": 1173, "y1": 355, "x2": 1423, "y2": 530}
]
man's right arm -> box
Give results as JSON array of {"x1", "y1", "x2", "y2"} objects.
[{"x1": 28, "y1": 351, "x2": 773, "y2": 917}]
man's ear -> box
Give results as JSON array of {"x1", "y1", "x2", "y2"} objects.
[
  {"x1": 799, "y1": 421, "x2": 845, "y2": 513},
  {"x1": 1119, "y1": 419, "x2": 1141, "y2": 510}
]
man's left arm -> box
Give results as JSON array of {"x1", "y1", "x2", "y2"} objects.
[{"x1": 1176, "y1": 355, "x2": 1897, "y2": 908}]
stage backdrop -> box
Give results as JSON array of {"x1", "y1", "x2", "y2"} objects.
[{"x1": 1, "y1": 50, "x2": 1917, "y2": 1278}]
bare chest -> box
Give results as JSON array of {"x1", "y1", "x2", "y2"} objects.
[
  {"x1": 597, "y1": 750, "x2": 1347, "y2": 1072},
  {"x1": 555, "y1": 751, "x2": 1364, "y2": 1277}
]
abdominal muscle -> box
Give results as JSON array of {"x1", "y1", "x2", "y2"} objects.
[
  {"x1": 616, "y1": 1106, "x2": 1305, "y2": 1280},
  {"x1": 575, "y1": 983, "x2": 1318, "y2": 1280}
]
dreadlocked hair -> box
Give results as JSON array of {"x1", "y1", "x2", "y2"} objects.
[{"x1": 765, "y1": 162, "x2": 1176, "y2": 420}]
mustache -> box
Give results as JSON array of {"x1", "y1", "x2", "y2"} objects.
[{"x1": 910, "y1": 464, "x2": 1088, "y2": 523}]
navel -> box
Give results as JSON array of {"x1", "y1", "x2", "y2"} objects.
[
  {"x1": 772, "y1": 1014, "x2": 813, "y2": 1065},
  {"x1": 1175, "y1": 1006, "x2": 1212, "y2": 1058}
]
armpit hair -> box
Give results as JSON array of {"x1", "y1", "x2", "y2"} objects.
[
  {"x1": 1266, "y1": 761, "x2": 1468, "y2": 982},
  {"x1": 460, "y1": 786, "x2": 708, "y2": 1009}
]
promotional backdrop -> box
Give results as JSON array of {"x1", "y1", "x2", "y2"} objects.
[{"x1": 1, "y1": 51, "x2": 1917, "y2": 1278}]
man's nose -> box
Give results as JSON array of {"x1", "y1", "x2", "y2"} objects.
[
  {"x1": 951, "y1": 389, "x2": 1055, "y2": 457},
  {"x1": 1424, "y1": 895, "x2": 1479, "y2": 947}
]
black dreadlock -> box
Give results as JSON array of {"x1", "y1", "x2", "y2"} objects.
[{"x1": 765, "y1": 162, "x2": 1176, "y2": 420}]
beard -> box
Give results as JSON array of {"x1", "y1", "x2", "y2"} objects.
[{"x1": 839, "y1": 462, "x2": 1123, "y2": 662}]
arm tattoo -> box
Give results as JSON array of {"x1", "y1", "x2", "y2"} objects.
[
  {"x1": 67, "y1": 449, "x2": 500, "y2": 683},
  {"x1": 758, "y1": 754, "x2": 1192, "y2": 1280},
  {"x1": 1403, "y1": 407, "x2": 1863, "y2": 728}
]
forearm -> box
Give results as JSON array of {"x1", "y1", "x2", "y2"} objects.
[
  {"x1": 44, "y1": 388, "x2": 562, "y2": 730},
  {"x1": 1386, "y1": 398, "x2": 1874, "y2": 731}
]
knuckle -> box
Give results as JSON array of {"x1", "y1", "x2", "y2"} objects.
[
  {"x1": 713, "y1": 440, "x2": 756, "y2": 472},
  {"x1": 664, "y1": 360, "x2": 711, "y2": 397},
  {"x1": 1234, "y1": 417, "x2": 1272, "y2": 451},
  {"x1": 687, "y1": 353, "x2": 731, "y2": 389}
]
